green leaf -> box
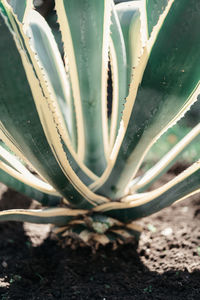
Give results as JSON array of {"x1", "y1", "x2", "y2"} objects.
[
  {"x1": 0, "y1": 169, "x2": 61, "y2": 206},
  {"x1": 0, "y1": 13, "x2": 95, "y2": 208},
  {"x1": 116, "y1": 0, "x2": 145, "y2": 85},
  {"x1": 146, "y1": 0, "x2": 169, "y2": 37},
  {"x1": 0, "y1": 142, "x2": 61, "y2": 201},
  {"x1": 55, "y1": 0, "x2": 112, "y2": 175},
  {"x1": 1, "y1": 1, "x2": 113, "y2": 209},
  {"x1": 7, "y1": 0, "x2": 27, "y2": 22},
  {"x1": 130, "y1": 123, "x2": 200, "y2": 192},
  {"x1": 109, "y1": 4, "x2": 127, "y2": 149},
  {"x1": 95, "y1": 162, "x2": 200, "y2": 222},
  {"x1": 0, "y1": 207, "x2": 87, "y2": 226},
  {"x1": 45, "y1": 10, "x2": 64, "y2": 72},
  {"x1": 26, "y1": 10, "x2": 76, "y2": 147},
  {"x1": 96, "y1": 0, "x2": 200, "y2": 198}
]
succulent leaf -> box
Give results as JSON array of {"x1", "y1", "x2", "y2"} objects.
[
  {"x1": 0, "y1": 207, "x2": 87, "y2": 225},
  {"x1": 55, "y1": 0, "x2": 112, "y2": 175},
  {"x1": 116, "y1": 1, "x2": 144, "y2": 85},
  {"x1": 0, "y1": 9, "x2": 107, "y2": 208},
  {"x1": 95, "y1": 0, "x2": 200, "y2": 198},
  {"x1": 109, "y1": 3, "x2": 127, "y2": 150},
  {"x1": 130, "y1": 123, "x2": 200, "y2": 192},
  {"x1": 0, "y1": 143, "x2": 59, "y2": 197},
  {"x1": 94, "y1": 161, "x2": 200, "y2": 222},
  {"x1": 7, "y1": 0, "x2": 30, "y2": 22},
  {"x1": 0, "y1": 169, "x2": 61, "y2": 206},
  {"x1": 25, "y1": 9, "x2": 76, "y2": 148},
  {"x1": 145, "y1": 0, "x2": 169, "y2": 37}
]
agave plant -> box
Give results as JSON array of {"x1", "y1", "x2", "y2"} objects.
[{"x1": 0, "y1": 0, "x2": 199, "y2": 246}]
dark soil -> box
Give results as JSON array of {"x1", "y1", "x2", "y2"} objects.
[{"x1": 0, "y1": 171, "x2": 200, "y2": 300}]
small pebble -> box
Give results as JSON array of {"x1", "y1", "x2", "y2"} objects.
[
  {"x1": 182, "y1": 206, "x2": 188, "y2": 213},
  {"x1": 161, "y1": 227, "x2": 173, "y2": 236}
]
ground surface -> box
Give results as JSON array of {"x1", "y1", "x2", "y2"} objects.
[{"x1": 0, "y1": 171, "x2": 200, "y2": 300}]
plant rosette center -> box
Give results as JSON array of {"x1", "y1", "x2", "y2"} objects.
[{"x1": 51, "y1": 213, "x2": 141, "y2": 249}]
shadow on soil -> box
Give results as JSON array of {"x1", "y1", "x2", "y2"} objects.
[{"x1": 0, "y1": 188, "x2": 200, "y2": 300}]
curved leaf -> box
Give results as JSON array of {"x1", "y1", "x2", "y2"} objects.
[
  {"x1": 0, "y1": 207, "x2": 87, "y2": 226},
  {"x1": 95, "y1": 0, "x2": 200, "y2": 198},
  {"x1": 94, "y1": 161, "x2": 200, "y2": 222},
  {"x1": 0, "y1": 10, "x2": 106, "y2": 208},
  {"x1": 109, "y1": 4, "x2": 127, "y2": 150},
  {"x1": 130, "y1": 123, "x2": 200, "y2": 192},
  {"x1": 0, "y1": 144, "x2": 60, "y2": 196},
  {"x1": 116, "y1": 0, "x2": 146, "y2": 84},
  {"x1": 0, "y1": 169, "x2": 61, "y2": 206},
  {"x1": 55, "y1": 0, "x2": 112, "y2": 175},
  {"x1": 146, "y1": 0, "x2": 169, "y2": 37},
  {"x1": 6, "y1": 0, "x2": 29, "y2": 22},
  {"x1": 26, "y1": 10, "x2": 76, "y2": 148}
]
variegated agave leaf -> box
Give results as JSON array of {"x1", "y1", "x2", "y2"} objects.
[{"x1": 0, "y1": 0, "x2": 199, "y2": 246}]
